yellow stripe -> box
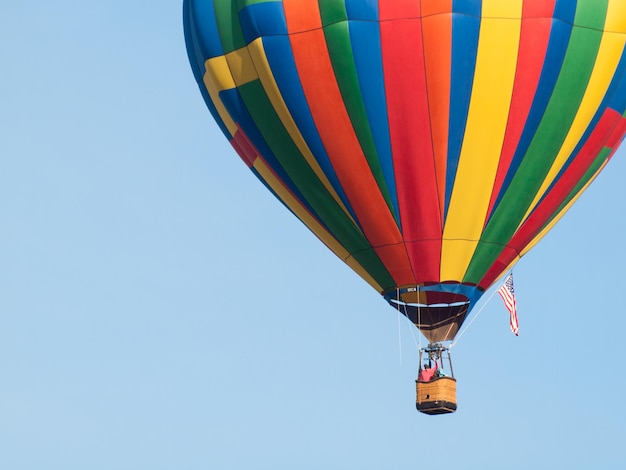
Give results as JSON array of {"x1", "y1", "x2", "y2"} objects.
[
  {"x1": 519, "y1": 161, "x2": 607, "y2": 257},
  {"x1": 605, "y1": 0, "x2": 626, "y2": 34},
  {"x1": 522, "y1": 29, "x2": 625, "y2": 222},
  {"x1": 202, "y1": 44, "x2": 373, "y2": 287},
  {"x1": 482, "y1": 0, "x2": 520, "y2": 17},
  {"x1": 203, "y1": 56, "x2": 237, "y2": 135},
  {"x1": 202, "y1": 45, "x2": 378, "y2": 291},
  {"x1": 203, "y1": 48, "x2": 260, "y2": 136},
  {"x1": 253, "y1": 158, "x2": 383, "y2": 292},
  {"x1": 225, "y1": 47, "x2": 258, "y2": 86},
  {"x1": 245, "y1": 38, "x2": 357, "y2": 225},
  {"x1": 441, "y1": 0, "x2": 523, "y2": 281}
]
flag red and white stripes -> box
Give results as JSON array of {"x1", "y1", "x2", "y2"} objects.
[{"x1": 498, "y1": 273, "x2": 519, "y2": 336}]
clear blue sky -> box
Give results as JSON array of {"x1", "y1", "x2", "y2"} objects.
[{"x1": 1, "y1": 2, "x2": 625, "y2": 469}]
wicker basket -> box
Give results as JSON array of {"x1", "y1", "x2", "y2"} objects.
[{"x1": 415, "y1": 376, "x2": 457, "y2": 415}]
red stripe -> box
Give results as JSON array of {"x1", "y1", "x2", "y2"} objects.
[
  {"x1": 379, "y1": 0, "x2": 420, "y2": 19},
  {"x1": 485, "y1": 2, "x2": 556, "y2": 222},
  {"x1": 421, "y1": 2, "x2": 452, "y2": 225},
  {"x1": 379, "y1": 5, "x2": 442, "y2": 282},
  {"x1": 231, "y1": 127, "x2": 259, "y2": 167},
  {"x1": 522, "y1": 0, "x2": 558, "y2": 17},
  {"x1": 478, "y1": 245, "x2": 520, "y2": 290},
  {"x1": 606, "y1": 115, "x2": 626, "y2": 148},
  {"x1": 480, "y1": 109, "x2": 624, "y2": 288},
  {"x1": 283, "y1": 0, "x2": 415, "y2": 285}
]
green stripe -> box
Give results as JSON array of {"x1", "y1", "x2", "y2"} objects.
[
  {"x1": 236, "y1": 0, "x2": 281, "y2": 7},
  {"x1": 237, "y1": 80, "x2": 396, "y2": 288},
  {"x1": 350, "y1": 247, "x2": 399, "y2": 292},
  {"x1": 214, "y1": 0, "x2": 246, "y2": 53},
  {"x1": 320, "y1": 3, "x2": 399, "y2": 226},
  {"x1": 319, "y1": 0, "x2": 347, "y2": 25},
  {"x1": 573, "y1": 0, "x2": 609, "y2": 31},
  {"x1": 464, "y1": 3, "x2": 608, "y2": 283}
]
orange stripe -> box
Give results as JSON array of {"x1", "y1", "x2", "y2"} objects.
[
  {"x1": 283, "y1": 0, "x2": 415, "y2": 285},
  {"x1": 421, "y1": 0, "x2": 452, "y2": 16},
  {"x1": 379, "y1": 10, "x2": 441, "y2": 283},
  {"x1": 282, "y1": 0, "x2": 322, "y2": 33}
]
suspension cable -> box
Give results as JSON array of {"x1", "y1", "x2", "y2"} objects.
[
  {"x1": 396, "y1": 287, "x2": 402, "y2": 364},
  {"x1": 449, "y1": 285, "x2": 501, "y2": 349},
  {"x1": 406, "y1": 313, "x2": 420, "y2": 350},
  {"x1": 417, "y1": 285, "x2": 423, "y2": 351}
]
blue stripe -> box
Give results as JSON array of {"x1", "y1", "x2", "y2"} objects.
[
  {"x1": 183, "y1": 0, "x2": 204, "y2": 76},
  {"x1": 445, "y1": 12, "x2": 480, "y2": 220},
  {"x1": 183, "y1": 0, "x2": 232, "y2": 137},
  {"x1": 187, "y1": 0, "x2": 224, "y2": 59},
  {"x1": 453, "y1": 0, "x2": 482, "y2": 16},
  {"x1": 553, "y1": 0, "x2": 578, "y2": 24},
  {"x1": 239, "y1": 2, "x2": 288, "y2": 44},
  {"x1": 262, "y1": 35, "x2": 358, "y2": 222},
  {"x1": 348, "y1": 20, "x2": 400, "y2": 224},
  {"x1": 345, "y1": 0, "x2": 378, "y2": 20},
  {"x1": 606, "y1": 48, "x2": 626, "y2": 115}
]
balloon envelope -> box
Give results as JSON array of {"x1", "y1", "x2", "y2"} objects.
[{"x1": 184, "y1": 0, "x2": 626, "y2": 341}]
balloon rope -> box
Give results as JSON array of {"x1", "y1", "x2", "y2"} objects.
[
  {"x1": 396, "y1": 287, "x2": 402, "y2": 365},
  {"x1": 450, "y1": 286, "x2": 500, "y2": 349},
  {"x1": 407, "y1": 315, "x2": 420, "y2": 350},
  {"x1": 417, "y1": 286, "x2": 422, "y2": 351}
]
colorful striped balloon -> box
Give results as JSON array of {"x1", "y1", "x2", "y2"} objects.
[{"x1": 184, "y1": 0, "x2": 626, "y2": 342}]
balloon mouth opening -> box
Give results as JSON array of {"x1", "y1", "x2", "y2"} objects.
[
  {"x1": 383, "y1": 286, "x2": 472, "y2": 308},
  {"x1": 382, "y1": 285, "x2": 482, "y2": 342},
  {"x1": 388, "y1": 298, "x2": 470, "y2": 308}
]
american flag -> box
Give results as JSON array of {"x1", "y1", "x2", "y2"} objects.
[{"x1": 498, "y1": 273, "x2": 519, "y2": 336}]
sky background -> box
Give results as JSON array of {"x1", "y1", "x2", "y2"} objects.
[{"x1": 1, "y1": 2, "x2": 625, "y2": 469}]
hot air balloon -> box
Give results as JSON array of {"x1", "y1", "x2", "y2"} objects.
[{"x1": 183, "y1": 0, "x2": 626, "y2": 414}]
